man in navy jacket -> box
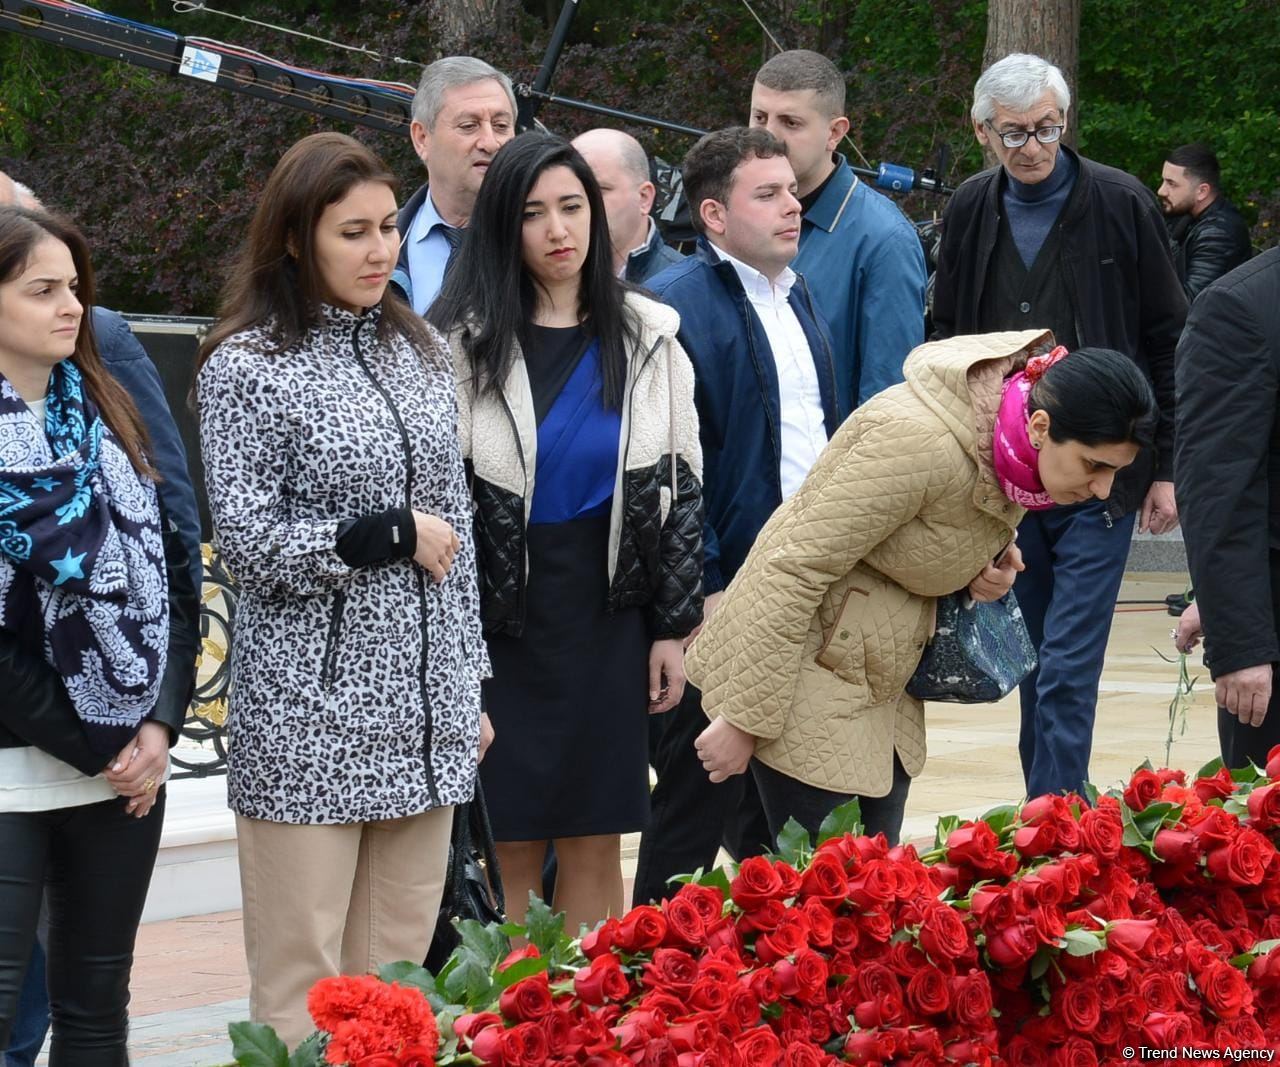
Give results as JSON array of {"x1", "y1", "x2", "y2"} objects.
[{"x1": 632, "y1": 128, "x2": 839, "y2": 907}]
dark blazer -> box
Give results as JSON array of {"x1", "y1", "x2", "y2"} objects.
[
  {"x1": 1175, "y1": 247, "x2": 1280, "y2": 678},
  {"x1": 932, "y1": 147, "x2": 1187, "y2": 518},
  {"x1": 647, "y1": 239, "x2": 840, "y2": 592},
  {"x1": 1168, "y1": 197, "x2": 1253, "y2": 302}
]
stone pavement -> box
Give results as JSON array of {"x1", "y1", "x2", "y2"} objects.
[{"x1": 37, "y1": 573, "x2": 1219, "y2": 1066}]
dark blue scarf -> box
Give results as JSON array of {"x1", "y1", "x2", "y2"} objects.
[{"x1": 0, "y1": 361, "x2": 168, "y2": 754}]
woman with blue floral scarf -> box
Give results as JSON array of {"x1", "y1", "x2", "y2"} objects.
[{"x1": 0, "y1": 206, "x2": 200, "y2": 1063}]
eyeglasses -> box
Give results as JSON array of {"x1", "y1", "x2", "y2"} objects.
[{"x1": 985, "y1": 122, "x2": 1065, "y2": 149}]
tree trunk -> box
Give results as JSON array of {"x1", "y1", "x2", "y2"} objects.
[
  {"x1": 981, "y1": 0, "x2": 1081, "y2": 159},
  {"x1": 433, "y1": 0, "x2": 502, "y2": 53}
]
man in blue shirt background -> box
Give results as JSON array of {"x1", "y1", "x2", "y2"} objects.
[{"x1": 750, "y1": 50, "x2": 926, "y2": 413}]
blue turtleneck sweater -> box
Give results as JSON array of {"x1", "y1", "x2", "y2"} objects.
[{"x1": 1002, "y1": 151, "x2": 1078, "y2": 268}]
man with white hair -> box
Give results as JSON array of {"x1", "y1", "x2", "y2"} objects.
[
  {"x1": 572, "y1": 128, "x2": 683, "y2": 284},
  {"x1": 932, "y1": 54, "x2": 1186, "y2": 799},
  {"x1": 392, "y1": 55, "x2": 517, "y2": 314}
]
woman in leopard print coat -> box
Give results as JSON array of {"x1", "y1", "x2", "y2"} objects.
[{"x1": 196, "y1": 133, "x2": 488, "y2": 1045}]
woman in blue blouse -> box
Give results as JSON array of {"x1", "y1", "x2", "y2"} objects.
[{"x1": 430, "y1": 133, "x2": 704, "y2": 929}]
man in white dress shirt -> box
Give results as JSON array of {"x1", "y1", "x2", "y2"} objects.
[{"x1": 634, "y1": 127, "x2": 840, "y2": 907}]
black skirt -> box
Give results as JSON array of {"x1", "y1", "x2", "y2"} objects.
[{"x1": 480, "y1": 513, "x2": 651, "y2": 840}]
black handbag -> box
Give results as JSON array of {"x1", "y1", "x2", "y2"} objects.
[
  {"x1": 424, "y1": 782, "x2": 506, "y2": 973},
  {"x1": 904, "y1": 589, "x2": 1038, "y2": 704}
]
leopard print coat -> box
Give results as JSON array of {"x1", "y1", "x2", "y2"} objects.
[{"x1": 197, "y1": 305, "x2": 488, "y2": 824}]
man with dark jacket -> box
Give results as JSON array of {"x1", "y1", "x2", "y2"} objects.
[
  {"x1": 573, "y1": 128, "x2": 684, "y2": 285},
  {"x1": 391, "y1": 56, "x2": 516, "y2": 314},
  {"x1": 1174, "y1": 249, "x2": 1280, "y2": 769},
  {"x1": 932, "y1": 54, "x2": 1186, "y2": 798},
  {"x1": 633, "y1": 127, "x2": 840, "y2": 906},
  {"x1": 1158, "y1": 143, "x2": 1253, "y2": 302}
]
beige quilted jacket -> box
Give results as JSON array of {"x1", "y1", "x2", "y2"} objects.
[{"x1": 685, "y1": 330, "x2": 1051, "y2": 796}]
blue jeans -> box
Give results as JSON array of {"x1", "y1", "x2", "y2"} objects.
[
  {"x1": 1014, "y1": 501, "x2": 1134, "y2": 798},
  {"x1": 2, "y1": 939, "x2": 48, "y2": 1067}
]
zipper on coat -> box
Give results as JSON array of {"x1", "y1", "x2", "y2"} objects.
[
  {"x1": 320, "y1": 589, "x2": 347, "y2": 692},
  {"x1": 497, "y1": 387, "x2": 529, "y2": 629},
  {"x1": 350, "y1": 321, "x2": 441, "y2": 806}
]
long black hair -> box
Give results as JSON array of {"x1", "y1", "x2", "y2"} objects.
[
  {"x1": 428, "y1": 131, "x2": 638, "y2": 410},
  {"x1": 1029, "y1": 346, "x2": 1156, "y2": 447}
]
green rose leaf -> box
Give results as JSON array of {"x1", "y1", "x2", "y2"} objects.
[
  {"x1": 377, "y1": 960, "x2": 436, "y2": 995},
  {"x1": 817, "y1": 797, "x2": 863, "y2": 845},
  {"x1": 456, "y1": 918, "x2": 509, "y2": 970},
  {"x1": 524, "y1": 893, "x2": 568, "y2": 957},
  {"x1": 980, "y1": 804, "x2": 1019, "y2": 838},
  {"x1": 933, "y1": 814, "x2": 962, "y2": 851},
  {"x1": 494, "y1": 954, "x2": 550, "y2": 989},
  {"x1": 442, "y1": 946, "x2": 495, "y2": 1005},
  {"x1": 774, "y1": 817, "x2": 812, "y2": 866},
  {"x1": 229, "y1": 1021, "x2": 289, "y2": 1067},
  {"x1": 695, "y1": 866, "x2": 733, "y2": 897},
  {"x1": 1061, "y1": 928, "x2": 1106, "y2": 957},
  {"x1": 286, "y1": 1033, "x2": 324, "y2": 1067},
  {"x1": 1196, "y1": 756, "x2": 1225, "y2": 780}
]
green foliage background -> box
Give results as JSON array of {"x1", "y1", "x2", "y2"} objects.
[{"x1": 0, "y1": 0, "x2": 1275, "y2": 313}]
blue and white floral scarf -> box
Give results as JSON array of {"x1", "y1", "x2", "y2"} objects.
[{"x1": 0, "y1": 362, "x2": 168, "y2": 755}]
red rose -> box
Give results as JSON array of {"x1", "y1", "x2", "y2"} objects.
[
  {"x1": 730, "y1": 856, "x2": 787, "y2": 910},
  {"x1": 1052, "y1": 980, "x2": 1102, "y2": 1034},
  {"x1": 947, "y1": 970, "x2": 993, "y2": 1026},
  {"x1": 843, "y1": 1029, "x2": 894, "y2": 1065},
  {"x1": 945, "y1": 823, "x2": 1016, "y2": 877},
  {"x1": 498, "y1": 1021, "x2": 551, "y2": 1067},
  {"x1": 1247, "y1": 944, "x2": 1280, "y2": 986},
  {"x1": 666, "y1": 1013, "x2": 718, "y2": 1053},
  {"x1": 845, "y1": 860, "x2": 897, "y2": 909},
  {"x1": 727, "y1": 983, "x2": 760, "y2": 1029},
  {"x1": 614, "y1": 906, "x2": 668, "y2": 953},
  {"x1": 857, "y1": 908, "x2": 894, "y2": 944},
  {"x1": 782, "y1": 1040, "x2": 827, "y2": 1067},
  {"x1": 454, "y1": 1012, "x2": 503, "y2": 1042},
  {"x1": 738, "y1": 899, "x2": 787, "y2": 934},
  {"x1": 1142, "y1": 1010, "x2": 1195, "y2": 1047},
  {"x1": 852, "y1": 991, "x2": 904, "y2": 1028},
  {"x1": 734, "y1": 1025, "x2": 783, "y2": 1066},
  {"x1": 755, "y1": 914, "x2": 809, "y2": 963},
  {"x1": 581, "y1": 917, "x2": 619, "y2": 959},
  {"x1": 498, "y1": 974, "x2": 552, "y2": 1022},
  {"x1": 497, "y1": 944, "x2": 540, "y2": 972},
  {"x1": 905, "y1": 965, "x2": 950, "y2": 1017},
  {"x1": 798, "y1": 851, "x2": 849, "y2": 905},
  {"x1": 641, "y1": 948, "x2": 698, "y2": 997},
  {"x1": 1247, "y1": 782, "x2": 1280, "y2": 830},
  {"x1": 704, "y1": 916, "x2": 741, "y2": 954},
  {"x1": 637, "y1": 1037, "x2": 679, "y2": 1067},
  {"x1": 1105, "y1": 918, "x2": 1158, "y2": 961},
  {"x1": 1152, "y1": 827, "x2": 1200, "y2": 865},
  {"x1": 800, "y1": 898, "x2": 834, "y2": 947},
  {"x1": 352, "y1": 1057, "x2": 400, "y2": 1067},
  {"x1": 984, "y1": 920, "x2": 1038, "y2": 968},
  {"x1": 745, "y1": 967, "x2": 781, "y2": 1004},
  {"x1": 542, "y1": 1010, "x2": 576, "y2": 1057},
  {"x1": 777, "y1": 948, "x2": 827, "y2": 1005},
  {"x1": 1205, "y1": 828, "x2": 1273, "y2": 885},
  {"x1": 1266, "y1": 743, "x2": 1280, "y2": 780},
  {"x1": 918, "y1": 903, "x2": 970, "y2": 962},
  {"x1": 661, "y1": 893, "x2": 707, "y2": 947},
  {"x1": 830, "y1": 917, "x2": 860, "y2": 953},
  {"x1": 1197, "y1": 960, "x2": 1253, "y2": 1020},
  {"x1": 1187, "y1": 805, "x2": 1237, "y2": 849},
  {"x1": 1078, "y1": 806, "x2": 1123, "y2": 860},
  {"x1": 574, "y1": 954, "x2": 631, "y2": 1005},
  {"x1": 397, "y1": 1045, "x2": 437, "y2": 1067},
  {"x1": 1123, "y1": 768, "x2": 1162, "y2": 811},
  {"x1": 1194, "y1": 766, "x2": 1235, "y2": 802},
  {"x1": 674, "y1": 881, "x2": 725, "y2": 923},
  {"x1": 469, "y1": 1024, "x2": 505, "y2": 1065},
  {"x1": 1012, "y1": 821, "x2": 1057, "y2": 858},
  {"x1": 572, "y1": 1015, "x2": 615, "y2": 1055}
]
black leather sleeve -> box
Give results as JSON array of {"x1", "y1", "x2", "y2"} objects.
[
  {"x1": 646, "y1": 455, "x2": 705, "y2": 640},
  {"x1": 0, "y1": 633, "x2": 107, "y2": 777},
  {"x1": 1183, "y1": 219, "x2": 1243, "y2": 302},
  {"x1": 149, "y1": 514, "x2": 202, "y2": 743}
]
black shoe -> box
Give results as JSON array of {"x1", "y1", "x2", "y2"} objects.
[{"x1": 1166, "y1": 592, "x2": 1190, "y2": 617}]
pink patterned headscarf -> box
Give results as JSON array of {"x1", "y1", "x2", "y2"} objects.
[{"x1": 992, "y1": 345, "x2": 1070, "y2": 510}]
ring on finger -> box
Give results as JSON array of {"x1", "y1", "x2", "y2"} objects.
[{"x1": 143, "y1": 776, "x2": 157, "y2": 794}]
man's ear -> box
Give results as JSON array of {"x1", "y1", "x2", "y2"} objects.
[
  {"x1": 699, "y1": 198, "x2": 728, "y2": 237},
  {"x1": 409, "y1": 120, "x2": 431, "y2": 166},
  {"x1": 826, "y1": 115, "x2": 851, "y2": 152},
  {"x1": 638, "y1": 180, "x2": 657, "y2": 216},
  {"x1": 973, "y1": 117, "x2": 990, "y2": 148}
]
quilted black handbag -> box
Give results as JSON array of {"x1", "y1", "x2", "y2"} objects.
[
  {"x1": 905, "y1": 590, "x2": 1037, "y2": 704},
  {"x1": 424, "y1": 783, "x2": 506, "y2": 973}
]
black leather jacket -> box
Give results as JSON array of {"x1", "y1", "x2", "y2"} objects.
[
  {"x1": 1168, "y1": 197, "x2": 1253, "y2": 302},
  {"x1": 932, "y1": 147, "x2": 1187, "y2": 519},
  {"x1": 0, "y1": 512, "x2": 201, "y2": 775}
]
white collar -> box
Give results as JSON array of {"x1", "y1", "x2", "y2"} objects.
[
  {"x1": 710, "y1": 242, "x2": 796, "y2": 301},
  {"x1": 411, "y1": 191, "x2": 450, "y2": 243}
]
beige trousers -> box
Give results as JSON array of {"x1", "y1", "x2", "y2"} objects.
[{"x1": 235, "y1": 806, "x2": 453, "y2": 1046}]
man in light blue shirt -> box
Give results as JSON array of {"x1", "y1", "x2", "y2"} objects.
[
  {"x1": 750, "y1": 50, "x2": 926, "y2": 415},
  {"x1": 392, "y1": 57, "x2": 517, "y2": 314}
]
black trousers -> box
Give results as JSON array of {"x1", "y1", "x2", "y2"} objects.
[
  {"x1": 1218, "y1": 695, "x2": 1280, "y2": 773},
  {"x1": 632, "y1": 686, "x2": 771, "y2": 907},
  {"x1": 0, "y1": 790, "x2": 165, "y2": 1065},
  {"x1": 751, "y1": 754, "x2": 912, "y2": 846}
]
